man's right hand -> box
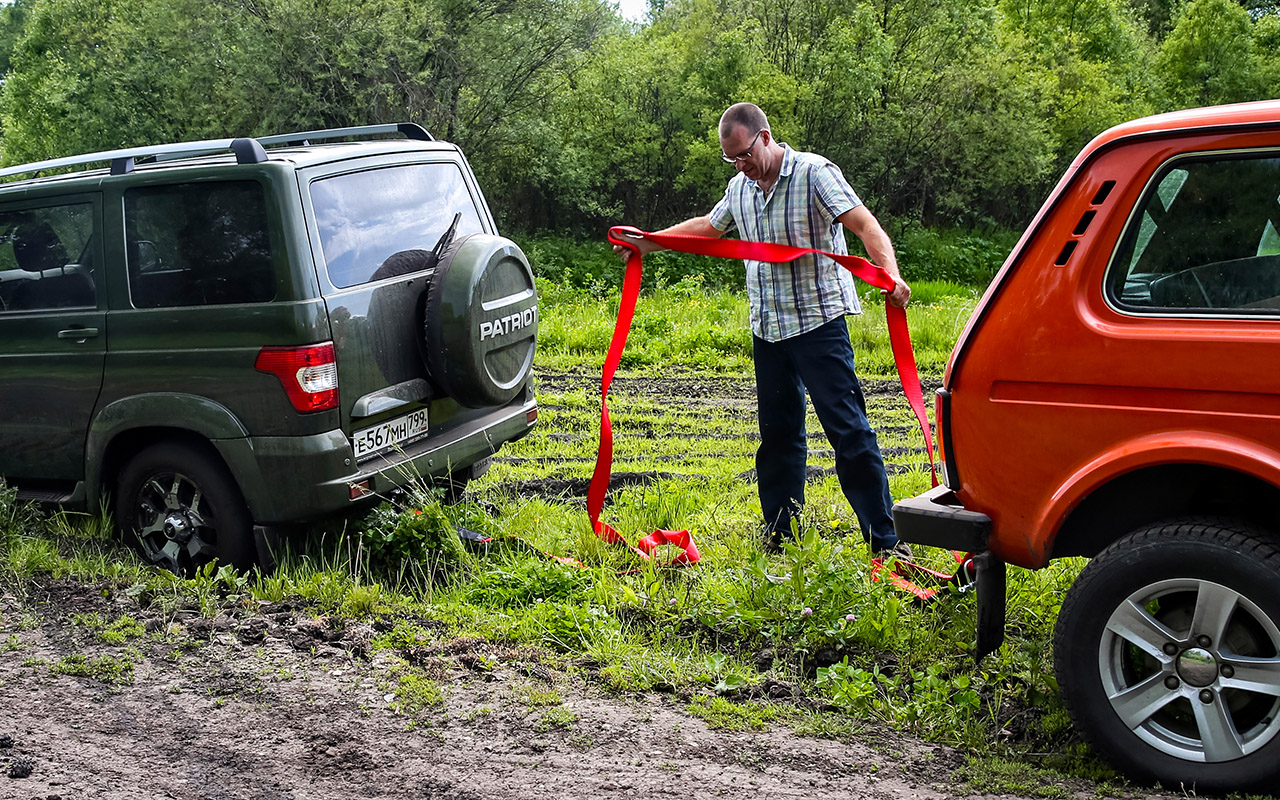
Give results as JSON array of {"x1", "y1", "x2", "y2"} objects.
[{"x1": 613, "y1": 242, "x2": 636, "y2": 263}]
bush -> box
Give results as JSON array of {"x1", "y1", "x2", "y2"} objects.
[
  {"x1": 356, "y1": 500, "x2": 473, "y2": 580},
  {"x1": 892, "y1": 226, "x2": 1019, "y2": 288}
]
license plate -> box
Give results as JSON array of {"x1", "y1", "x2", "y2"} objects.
[{"x1": 351, "y1": 408, "x2": 429, "y2": 461}]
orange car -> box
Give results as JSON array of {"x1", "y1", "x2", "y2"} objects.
[{"x1": 893, "y1": 99, "x2": 1280, "y2": 792}]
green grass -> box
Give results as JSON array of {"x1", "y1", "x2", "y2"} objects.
[
  {"x1": 52, "y1": 652, "x2": 137, "y2": 685},
  {"x1": 515, "y1": 684, "x2": 564, "y2": 708},
  {"x1": 0, "y1": 273, "x2": 1117, "y2": 789},
  {"x1": 536, "y1": 278, "x2": 976, "y2": 375},
  {"x1": 388, "y1": 670, "x2": 445, "y2": 716},
  {"x1": 687, "y1": 695, "x2": 780, "y2": 730},
  {"x1": 69, "y1": 612, "x2": 145, "y2": 644},
  {"x1": 534, "y1": 705, "x2": 578, "y2": 732}
]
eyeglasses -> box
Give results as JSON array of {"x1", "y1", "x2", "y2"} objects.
[{"x1": 721, "y1": 130, "x2": 764, "y2": 163}]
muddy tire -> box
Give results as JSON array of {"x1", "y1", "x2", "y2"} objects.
[
  {"x1": 1054, "y1": 519, "x2": 1280, "y2": 792},
  {"x1": 115, "y1": 442, "x2": 257, "y2": 576},
  {"x1": 422, "y1": 234, "x2": 537, "y2": 408}
]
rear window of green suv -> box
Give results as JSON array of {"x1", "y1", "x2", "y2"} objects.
[
  {"x1": 310, "y1": 163, "x2": 484, "y2": 289},
  {"x1": 125, "y1": 180, "x2": 276, "y2": 308}
]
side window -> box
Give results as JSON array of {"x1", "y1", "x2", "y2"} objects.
[
  {"x1": 310, "y1": 163, "x2": 485, "y2": 290},
  {"x1": 1110, "y1": 154, "x2": 1280, "y2": 313},
  {"x1": 126, "y1": 181, "x2": 276, "y2": 309},
  {"x1": 0, "y1": 203, "x2": 96, "y2": 313}
]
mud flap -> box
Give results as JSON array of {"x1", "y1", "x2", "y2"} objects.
[
  {"x1": 253, "y1": 525, "x2": 280, "y2": 574},
  {"x1": 974, "y1": 551, "x2": 1006, "y2": 661}
]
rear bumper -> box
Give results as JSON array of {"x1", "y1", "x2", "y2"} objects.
[
  {"x1": 218, "y1": 394, "x2": 536, "y2": 523},
  {"x1": 892, "y1": 484, "x2": 991, "y2": 552}
]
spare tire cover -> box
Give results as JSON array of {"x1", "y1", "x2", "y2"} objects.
[{"x1": 422, "y1": 234, "x2": 537, "y2": 408}]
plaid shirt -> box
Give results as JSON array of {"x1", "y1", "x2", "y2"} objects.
[{"x1": 709, "y1": 144, "x2": 863, "y2": 342}]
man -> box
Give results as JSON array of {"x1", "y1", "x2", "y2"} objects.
[{"x1": 615, "y1": 102, "x2": 912, "y2": 558}]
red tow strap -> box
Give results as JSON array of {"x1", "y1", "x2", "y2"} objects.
[
  {"x1": 589, "y1": 226, "x2": 938, "y2": 569},
  {"x1": 871, "y1": 550, "x2": 974, "y2": 601}
]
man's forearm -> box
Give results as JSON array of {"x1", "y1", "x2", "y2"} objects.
[
  {"x1": 647, "y1": 216, "x2": 723, "y2": 252},
  {"x1": 614, "y1": 215, "x2": 723, "y2": 262},
  {"x1": 837, "y1": 206, "x2": 900, "y2": 279},
  {"x1": 860, "y1": 227, "x2": 901, "y2": 280}
]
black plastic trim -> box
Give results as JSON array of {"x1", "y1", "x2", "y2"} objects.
[
  {"x1": 397, "y1": 123, "x2": 435, "y2": 141},
  {"x1": 936, "y1": 388, "x2": 959, "y2": 489},
  {"x1": 231, "y1": 138, "x2": 268, "y2": 165},
  {"x1": 975, "y1": 552, "x2": 1006, "y2": 661},
  {"x1": 892, "y1": 484, "x2": 991, "y2": 552}
]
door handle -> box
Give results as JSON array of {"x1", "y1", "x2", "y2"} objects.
[{"x1": 57, "y1": 327, "x2": 100, "y2": 341}]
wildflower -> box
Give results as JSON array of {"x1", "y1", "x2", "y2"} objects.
[
  {"x1": 845, "y1": 613, "x2": 857, "y2": 623},
  {"x1": 801, "y1": 607, "x2": 813, "y2": 617}
]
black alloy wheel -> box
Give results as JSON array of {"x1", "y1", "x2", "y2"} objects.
[{"x1": 115, "y1": 442, "x2": 256, "y2": 576}]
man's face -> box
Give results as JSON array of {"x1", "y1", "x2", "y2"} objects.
[{"x1": 720, "y1": 125, "x2": 768, "y2": 181}]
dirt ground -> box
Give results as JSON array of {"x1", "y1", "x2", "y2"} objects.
[
  {"x1": 0, "y1": 372, "x2": 1166, "y2": 800},
  {"x1": 0, "y1": 576, "x2": 1172, "y2": 800}
]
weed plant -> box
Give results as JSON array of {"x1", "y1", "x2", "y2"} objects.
[{"x1": 0, "y1": 267, "x2": 1114, "y2": 788}]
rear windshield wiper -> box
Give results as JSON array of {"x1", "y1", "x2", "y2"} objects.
[{"x1": 431, "y1": 212, "x2": 462, "y2": 262}]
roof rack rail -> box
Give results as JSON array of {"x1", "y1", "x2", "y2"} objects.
[
  {"x1": 0, "y1": 123, "x2": 433, "y2": 182},
  {"x1": 0, "y1": 137, "x2": 268, "y2": 181},
  {"x1": 256, "y1": 122, "x2": 433, "y2": 148}
]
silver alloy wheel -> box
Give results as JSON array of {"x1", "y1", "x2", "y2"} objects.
[
  {"x1": 1100, "y1": 577, "x2": 1280, "y2": 762},
  {"x1": 133, "y1": 471, "x2": 218, "y2": 575}
]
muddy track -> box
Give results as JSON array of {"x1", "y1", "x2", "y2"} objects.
[
  {"x1": 506, "y1": 464, "x2": 934, "y2": 504},
  {"x1": 0, "y1": 579, "x2": 1088, "y2": 800},
  {"x1": 535, "y1": 370, "x2": 942, "y2": 402},
  {"x1": 504, "y1": 369, "x2": 936, "y2": 502}
]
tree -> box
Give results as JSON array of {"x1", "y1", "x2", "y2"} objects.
[
  {"x1": 0, "y1": 0, "x2": 32, "y2": 77},
  {"x1": 1157, "y1": 0, "x2": 1267, "y2": 107},
  {"x1": 0, "y1": 0, "x2": 612, "y2": 185}
]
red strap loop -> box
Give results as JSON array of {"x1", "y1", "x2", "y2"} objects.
[{"x1": 587, "y1": 227, "x2": 938, "y2": 565}]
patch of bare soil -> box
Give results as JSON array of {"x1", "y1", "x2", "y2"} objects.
[{"x1": 0, "y1": 579, "x2": 1130, "y2": 800}]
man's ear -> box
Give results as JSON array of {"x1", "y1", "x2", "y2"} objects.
[{"x1": 760, "y1": 128, "x2": 773, "y2": 146}]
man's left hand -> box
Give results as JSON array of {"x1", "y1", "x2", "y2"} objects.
[{"x1": 885, "y1": 277, "x2": 911, "y2": 309}]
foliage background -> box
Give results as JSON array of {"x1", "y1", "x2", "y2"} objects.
[{"x1": 0, "y1": 0, "x2": 1275, "y2": 243}]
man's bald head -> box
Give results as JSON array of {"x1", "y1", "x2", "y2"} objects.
[{"x1": 719, "y1": 103, "x2": 769, "y2": 139}]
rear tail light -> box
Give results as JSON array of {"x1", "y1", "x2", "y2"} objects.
[{"x1": 255, "y1": 342, "x2": 339, "y2": 413}]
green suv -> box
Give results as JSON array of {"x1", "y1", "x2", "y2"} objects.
[{"x1": 0, "y1": 124, "x2": 539, "y2": 574}]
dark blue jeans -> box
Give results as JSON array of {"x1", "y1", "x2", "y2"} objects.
[{"x1": 754, "y1": 316, "x2": 899, "y2": 551}]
